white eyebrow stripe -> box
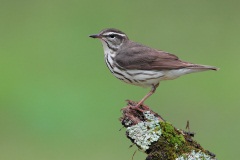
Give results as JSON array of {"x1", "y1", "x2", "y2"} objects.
[{"x1": 103, "y1": 32, "x2": 126, "y2": 37}]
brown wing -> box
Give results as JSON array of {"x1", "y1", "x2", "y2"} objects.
[{"x1": 115, "y1": 42, "x2": 193, "y2": 70}]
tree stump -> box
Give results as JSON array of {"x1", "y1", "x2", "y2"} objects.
[{"x1": 120, "y1": 101, "x2": 217, "y2": 160}]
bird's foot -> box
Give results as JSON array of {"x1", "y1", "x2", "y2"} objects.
[{"x1": 125, "y1": 100, "x2": 149, "y2": 112}]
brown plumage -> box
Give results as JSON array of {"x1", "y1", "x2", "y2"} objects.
[{"x1": 116, "y1": 41, "x2": 218, "y2": 71}]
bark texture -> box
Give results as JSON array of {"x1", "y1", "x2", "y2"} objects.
[{"x1": 120, "y1": 101, "x2": 217, "y2": 160}]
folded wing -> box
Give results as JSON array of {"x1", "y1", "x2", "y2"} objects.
[{"x1": 116, "y1": 43, "x2": 187, "y2": 70}]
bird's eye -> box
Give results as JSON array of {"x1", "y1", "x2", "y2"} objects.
[{"x1": 109, "y1": 34, "x2": 115, "y2": 38}]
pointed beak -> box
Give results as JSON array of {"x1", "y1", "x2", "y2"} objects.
[{"x1": 89, "y1": 34, "x2": 101, "y2": 39}]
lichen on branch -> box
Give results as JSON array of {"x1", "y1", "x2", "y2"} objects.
[{"x1": 120, "y1": 101, "x2": 216, "y2": 160}]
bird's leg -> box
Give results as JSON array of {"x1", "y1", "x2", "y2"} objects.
[
  {"x1": 136, "y1": 83, "x2": 159, "y2": 106},
  {"x1": 131, "y1": 83, "x2": 159, "y2": 111}
]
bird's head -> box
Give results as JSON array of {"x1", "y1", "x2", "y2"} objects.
[{"x1": 89, "y1": 28, "x2": 129, "y2": 52}]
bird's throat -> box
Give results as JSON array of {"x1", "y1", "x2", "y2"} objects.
[{"x1": 101, "y1": 40, "x2": 116, "y2": 56}]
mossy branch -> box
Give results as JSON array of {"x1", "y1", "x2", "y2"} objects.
[{"x1": 120, "y1": 101, "x2": 217, "y2": 160}]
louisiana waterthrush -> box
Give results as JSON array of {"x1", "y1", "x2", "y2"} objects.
[{"x1": 89, "y1": 28, "x2": 218, "y2": 110}]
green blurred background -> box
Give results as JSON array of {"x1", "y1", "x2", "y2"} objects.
[{"x1": 0, "y1": 0, "x2": 239, "y2": 159}]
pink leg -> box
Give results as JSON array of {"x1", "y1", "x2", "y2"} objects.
[{"x1": 131, "y1": 83, "x2": 159, "y2": 110}]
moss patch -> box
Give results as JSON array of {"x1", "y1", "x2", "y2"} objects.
[
  {"x1": 146, "y1": 122, "x2": 194, "y2": 160},
  {"x1": 160, "y1": 122, "x2": 185, "y2": 146}
]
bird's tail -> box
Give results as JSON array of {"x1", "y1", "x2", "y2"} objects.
[
  {"x1": 187, "y1": 64, "x2": 219, "y2": 71},
  {"x1": 164, "y1": 63, "x2": 218, "y2": 79}
]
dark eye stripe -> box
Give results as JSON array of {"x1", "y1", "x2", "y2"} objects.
[
  {"x1": 109, "y1": 34, "x2": 115, "y2": 38},
  {"x1": 103, "y1": 32, "x2": 126, "y2": 38}
]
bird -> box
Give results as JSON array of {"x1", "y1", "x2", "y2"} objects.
[{"x1": 89, "y1": 28, "x2": 218, "y2": 110}]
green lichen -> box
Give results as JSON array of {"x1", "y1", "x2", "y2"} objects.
[
  {"x1": 126, "y1": 111, "x2": 162, "y2": 151},
  {"x1": 176, "y1": 150, "x2": 216, "y2": 160}
]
